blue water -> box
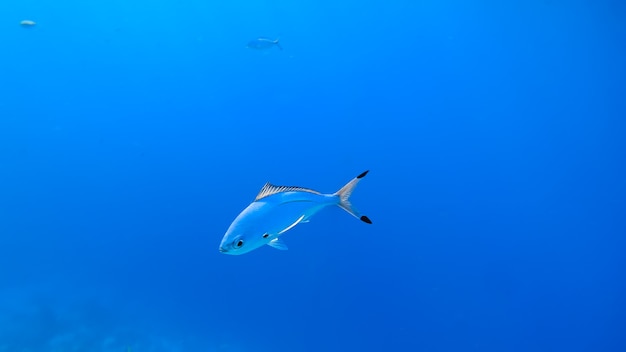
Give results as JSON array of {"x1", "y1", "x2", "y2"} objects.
[{"x1": 1, "y1": 1, "x2": 625, "y2": 351}]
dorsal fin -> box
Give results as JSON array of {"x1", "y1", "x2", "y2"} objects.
[{"x1": 255, "y1": 182, "x2": 321, "y2": 201}]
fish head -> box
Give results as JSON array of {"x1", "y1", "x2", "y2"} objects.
[
  {"x1": 219, "y1": 229, "x2": 269, "y2": 255},
  {"x1": 219, "y1": 202, "x2": 270, "y2": 255}
]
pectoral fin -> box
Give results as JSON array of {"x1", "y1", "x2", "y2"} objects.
[
  {"x1": 278, "y1": 215, "x2": 305, "y2": 235},
  {"x1": 267, "y1": 238, "x2": 288, "y2": 250}
]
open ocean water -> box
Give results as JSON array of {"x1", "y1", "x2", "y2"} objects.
[{"x1": 1, "y1": 1, "x2": 625, "y2": 351}]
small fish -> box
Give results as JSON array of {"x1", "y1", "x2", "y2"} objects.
[
  {"x1": 20, "y1": 20, "x2": 36, "y2": 27},
  {"x1": 219, "y1": 171, "x2": 372, "y2": 255},
  {"x1": 246, "y1": 37, "x2": 282, "y2": 51}
]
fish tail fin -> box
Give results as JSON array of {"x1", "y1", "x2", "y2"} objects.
[
  {"x1": 275, "y1": 39, "x2": 283, "y2": 50},
  {"x1": 333, "y1": 170, "x2": 372, "y2": 224}
]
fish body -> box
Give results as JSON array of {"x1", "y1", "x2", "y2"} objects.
[
  {"x1": 219, "y1": 171, "x2": 371, "y2": 255},
  {"x1": 20, "y1": 20, "x2": 36, "y2": 27},
  {"x1": 247, "y1": 37, "x2": 282, "y2": 50}
]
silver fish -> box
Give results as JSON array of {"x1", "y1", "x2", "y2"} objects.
[
  {"x1": 246, "y1": 37, "x2": 282, "y2": 50},
  {"x1": 219, "y1": 171, "x2": 372, "y2": 255}
]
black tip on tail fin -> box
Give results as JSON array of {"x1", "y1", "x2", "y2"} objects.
[
  {"x1": 335, "y1": 170, "x2": 371, "y2": 223},
  {"x1": 360, "y1": 216, "x2": 372, "y2": 224}
]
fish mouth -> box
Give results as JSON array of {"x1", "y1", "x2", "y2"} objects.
[{"x1": 219, "y1": 247, "x2": 227, "y2": 253}]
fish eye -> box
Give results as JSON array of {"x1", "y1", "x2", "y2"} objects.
[
  {"x1": 235, "y1": 239, "x2": 244, "y2": 248},
  {"x1": 262, "y1": 233, "x2": 269, "y2": 238}
]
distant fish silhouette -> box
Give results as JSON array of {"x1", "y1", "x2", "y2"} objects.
[
  {"x1": 247, "y1": 37, "x2": 282, "y2": 51},
  {"x1": 20, "y1": 20, "x2": 36, "y2": 27}
]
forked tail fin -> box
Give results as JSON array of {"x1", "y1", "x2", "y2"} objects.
[{"x1": 333, "y1": 170, "x2": 372, "y2": 224}]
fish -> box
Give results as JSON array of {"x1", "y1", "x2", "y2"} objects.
[
  {"x1": 219, "y1": 171, "x2": 372, "y2": 255},
  {"x1": 246, "y1": 37, "x2": 282, "y2": 51},
  {"x1": 20, "y1": 20, "x2": 36, "y2": 27}
]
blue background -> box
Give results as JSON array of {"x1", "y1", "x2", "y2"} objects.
[{"x1": 1, "y1": 0, "x2": 625, "y2": 351}]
